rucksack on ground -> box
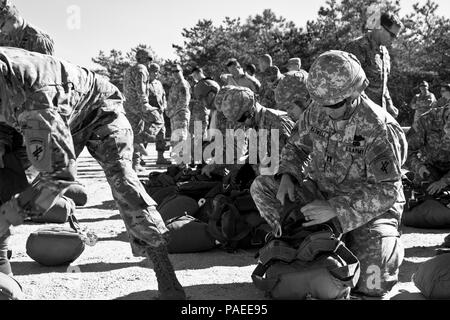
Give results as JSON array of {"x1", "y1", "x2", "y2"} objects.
[
  {"x1": 31, "y1": 196, "x2": 75, "y2": 224},
  {"x1": 165, "y1": 215, "x2": 217, "y2": 253},
  {"x1": 157, "y1": 195, "x2": 199, "y2": 221},
  {"x1": 413, "y1": 253, "x2": 450, "y2": 299},
  {"x1": 63, "y1": 183, "x2": 88, "y2": 206}
]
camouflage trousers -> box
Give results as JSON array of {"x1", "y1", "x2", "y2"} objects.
[
  {"x1": 126, "y1": 108, "x2": 166, "y2": 156},
  {"x1": 72, "y1": 111, "x2": 169, "y2": 255},
  {"x1": 250, "y1": 175, "x2": 404, "y2": 297},
  {"x1": 169, "y1": 110, "x2": 190, "y2": 148},
  {"x1": 189, "y1": 105, "x2": 210, "y2": 141}
]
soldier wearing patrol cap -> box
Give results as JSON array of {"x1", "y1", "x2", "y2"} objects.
[
  {"x1": 148, "y1": 63, "x2": 171, "y2": 165},
  {"x1": 0, "y1": 47, "x2": 185, "y2": 299},
  {"x1": 410, "y1": 80, "x2": 436, "y2": 127},
  {"x1": 166, "y1": 63, "x2": 191, "y2": 160},
  {"x1": 123, "y1": 48, "x2": 157, "y2": 171},
  {"x1": 285, "y1": 58, "x2": 302, "y2": 72},
  {"x1": 251, "y1": 50, "x2": 407, "y2": 298},
  {"x1": 220, "y1": 58, "x2": 261, "y2": 94},
  {"x1": 259, "y1": 66, "x2": 284, "y2": 110},
  {"x1": 344, "y1": 11, "x2": 404, "y2": 119}
]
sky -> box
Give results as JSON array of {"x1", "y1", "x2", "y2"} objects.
[{"x1": 11, "y1": 0, "x2": 450, "y2": 69}]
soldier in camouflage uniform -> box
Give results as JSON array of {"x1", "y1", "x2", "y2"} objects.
[
  {"x1": 431, "y1": 83, "x2": 450, "y2": 109},
  {"x1": 410, "y1": 81, "x2": 436, "y2": 127},
  {"x1": 259, "y1": 66, "x2": 284, "y2": 110},
  {"x1": 404, "y1": 95, "x2": 450, "y2": 221},
  {"x1": 190, "y1": 67, "x2": 211, "y2": 142},
  {"x1": 220, "y1": 58, "x2": 261, "y2": 94},
  {"x1": 122, "y1": 49, "x2": 159, "y2": 171},
  {"x1": 344, "y1": 12, "x2": 403, "y2": 119},
  {"x1": 251, "y1": 50, "x2": 407, "y2": 297},
  {"x1": 0, "y1": 0, "x2": 54, "y2": 275},
  {"x1": 166, "y1": 64, "x2": 191, "y2": 161},
  {"x1": 0, "y1": 0, "x2": 54, "y2": 55},
  {"x1": 275, "y1": 58, "x2": 310, "y2": 121},
  {"x1": 220, "y1": 86, "x2": 295, "y2": 176},
  {"x1": 0, "y1": 48, "x2": 185, "y2": 299},
  {"x1": 148, "y1": 63, "x2": 171, "y2": 165}
]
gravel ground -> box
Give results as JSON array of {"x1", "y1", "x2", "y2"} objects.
[{"x1": 7, "y1": 145, "x2": 449, "y2": 300}]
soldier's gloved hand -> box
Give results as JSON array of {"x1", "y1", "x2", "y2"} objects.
[
  {"x1": 427, "y1": 179, "x2": 448, "y2": 195},
  {"x1": 276, "y1": 174, "x2": 296, "y2": 206},
  {"x1": 0, "y1": 142, "x2": 5, "y2": 168},
  {"x1": 418, "y1": 165, "x2": 431, "y2": 180},
  {"x1": 301, "y1": 200, "x2": 337, "y2": 227}
]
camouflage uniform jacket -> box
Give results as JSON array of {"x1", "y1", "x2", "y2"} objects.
[
  {"x1": 406, "y1": 106, "x2": 450, "y2": 183},
  {"x1": 431, "y1": 96, "x2": 450, "y2": 109},
  {"x1": 0, "y1": 47, "x2": 124, "y2": 168},
  {"x1": 259, "y1": 76, "x2": 284, "y2": 109},
  {"x1": 278, "y1": 95, "x2": 407, "y2": 233},
  {"x1": 122, "y1": 64, "x2": 150, "y2": 114},
  {"x1": 0, "y1": 21, "x2": 54, "y2": 55},
  {"x1": 166, "y1": 78, "x2": 191, "y2": 118},
  {"x1": 411, "y1": 92, "x2": 436, "y2": 116},
  {"x1": 344, "y1": 34, "x2": 396, "y2": 116},
  {"x1": 148, "y1": 79, "x2": 167, "y2": 111}
]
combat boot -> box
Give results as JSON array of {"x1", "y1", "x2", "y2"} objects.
[
  {"x1": 146, "y1": 245, "x2": 186, "y2": 300},
  {"x1": 156, "y1": 152, "x2": 172, "y2": 165}
]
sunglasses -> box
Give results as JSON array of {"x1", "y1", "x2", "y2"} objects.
[
  {"x1": 382, "y1": 25, "x2": 398, "y2": 39},
  {"x1": 322, "y1": 99, "x2": 347, "y2": 109}
]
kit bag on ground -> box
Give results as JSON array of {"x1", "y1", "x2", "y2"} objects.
[
  {"x1": 26, "y1": 215, "x2": 87, "y2": 266},
  {"x1": 252, "y1": 199, "x2": 360, "y2": 300},
  {"x1": 413, "y1": 253, "x2": 450, "y2": 299},
  {"x1": 150, "y1": 186, "x2": 178, "y2": 205},
  {"x1": 0, "y1": 273, "x2": 23, "y2": 300},
  {"x1": 31, "y1": 196, "x2": 75, "y2": 224},
  {"x1": 402, "y1": 199, "x2": 450, "y2": 229},
  {"x1": 157, "y1": 194, "x2": 199, "y2": 221},
  {"x1": 165, "y1": 215, "x2": 217, "y2": 253}
]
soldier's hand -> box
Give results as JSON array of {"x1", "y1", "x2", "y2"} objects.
[
  {"x1": 0, "y1": 142, "x2": 5, "y2": 168},
  {"x1": 301, "y1": 200, "x2": 337, "y2": 227},
  {"x1": 276, "y1": 174, "x2": 295, "y2": 206},
  {"x1": 427, "y1": 179, "x2": 448, "y2": 195},
  {"x1": 418, "y1": 165, "x2": 431, "y2": 179}
]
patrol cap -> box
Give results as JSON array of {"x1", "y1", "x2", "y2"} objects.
[
  {"x1": 220, "y1": 86, "x2": 256, "y2": 122},
  {"x1": 307, "y1": 50, "x2": 369, "y2": 106},
  {"x1": 194, "y1": 79, "x2": 220, "y2": 100},
  {"x1": 419, "y1": 81, "x2": 429, "y2": 88},
  {"x1": 285, "y1": 58, "x2": 302, "y2": 69},
  {"x1": 148, "y1": 63, "x2": 160, "y2": 73}
]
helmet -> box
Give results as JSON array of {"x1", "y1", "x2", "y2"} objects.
[
  {"x1": 135, "y1": 48, "x2": 153, "y2": 63},
  {"x1": 220, "y1": 86, "x2": 255, "y2": 122},
  {"x1": 214, "y1": 85, "x2": 238, "y2": 111},
  {"x1": 307, "y1": 50, "x2": 369, "y2": 106},
  {"x1": 194, "y1": 79, "x2": 220, "y2": 100},
  {"x1": 275, "y1": 70, "x2": 310, "y2": 111}
]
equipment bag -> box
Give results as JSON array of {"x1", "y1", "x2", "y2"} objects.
[
  {"x1": 177, "y1": 181, "x2": 222, "y2": 201},
  {"x1": 165, "y1": 215, "x2": 217, "y2": 253},
  {"x1": 157, "y1": 194, "x2": 199, "y2": 221},
  {"x1": 251, "y1": 199, "x2": 360, "y2": 300},
  {"x1": 0, "y1": 273, "x2": 23, "y2": 300},
  {"x1": 413, "y1": 253, "x2": 450, "y2": 299},
  {"x1": 63, "y1": 183, "x2": 88, "y2": 207},
  {"x1": 26, "y1": 215, "x2": 95, "y2": 266},
  {"x1": 150, "y1": 186, "x2": 178, "y2": 205}
]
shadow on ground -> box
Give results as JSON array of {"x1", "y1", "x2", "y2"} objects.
[
  {"x1": 82, "y1": 200, "x2": 117, "y2": 210},
  {"x1": 78, "y1": 214, "x2": 122, "y2": 223},
  {"x1": 114, "y1": 282, "x2": 264, "y2": 300}
]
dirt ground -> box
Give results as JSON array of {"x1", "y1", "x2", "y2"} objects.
[{"x1": 8, "y1": 145, "x2": 450, "y2": 300}]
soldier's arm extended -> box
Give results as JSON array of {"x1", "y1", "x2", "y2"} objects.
[
  {"x1": 276, "y1": 109, "x2": 314, "y2": 183},
  {"x1": 328, "y1": 124, "x2": 407, "y2": 233}
]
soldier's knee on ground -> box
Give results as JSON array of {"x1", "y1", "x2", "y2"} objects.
[{"x1": 350, "y1": 235, "x2": 404, "y2": 297}]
